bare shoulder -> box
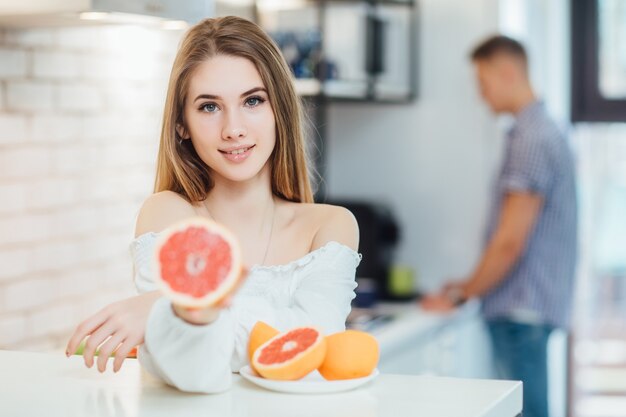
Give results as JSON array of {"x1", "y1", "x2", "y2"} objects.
[
  {"x1": 298, "y1": 203, "x2": 359, "y2": 252},
  {"x1": 135, "y1": 191, "x2": 197, "y2": 237}
]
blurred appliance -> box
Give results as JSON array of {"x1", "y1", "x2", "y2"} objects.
[{"x1": 329, "y1": 200, "x2": 402, "y2": 303}]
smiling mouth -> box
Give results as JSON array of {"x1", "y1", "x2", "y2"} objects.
[{"x1": 220, "y1": 145, "x2": 255, "y2": 155}]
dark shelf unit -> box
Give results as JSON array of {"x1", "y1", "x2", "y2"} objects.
[{"x1": 252, "y1": 0, "x2": 417, "y2": 103}]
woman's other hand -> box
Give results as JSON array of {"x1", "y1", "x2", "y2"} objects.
[{"x1": 65, "y1": 291, "x2": 160, "y2": 373}]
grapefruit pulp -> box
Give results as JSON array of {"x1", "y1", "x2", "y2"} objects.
[
  {"x1": 153, "y1": 217, "x2": 243, "y2": 308},
  {"x1": 252, "y1": 327, "x2": 326, "y2": 380}
]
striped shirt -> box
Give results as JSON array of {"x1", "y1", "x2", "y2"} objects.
[{"x1": 481, "y1": 101, "x2": 578, "y2": 329}]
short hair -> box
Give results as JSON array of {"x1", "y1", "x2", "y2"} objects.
[{"x1": 470, "y1": 35, "x2": 528, "y2": 65}]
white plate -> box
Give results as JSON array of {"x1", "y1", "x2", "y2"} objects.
[{"x1": 239, "y1": 365, "x2": 379, "y2": 394}]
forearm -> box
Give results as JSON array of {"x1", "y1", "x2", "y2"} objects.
[
  {"x1": 463, "y1": 238, "x2": 521, "y2": 298},
  {"x1": 141, "y1": 298, "x2": 235, "y2": 393},
  {"x1": 461, "y1": 192, "x2": 542, "y2": 300}
]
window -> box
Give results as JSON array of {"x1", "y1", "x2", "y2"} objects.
[{"x1": 571, "y1": 0, "x2": 626, "y2": 122}]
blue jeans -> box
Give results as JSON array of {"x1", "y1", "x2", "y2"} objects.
[{"x1": 487, "y1": 319, "x2": 555, "y2": 417}]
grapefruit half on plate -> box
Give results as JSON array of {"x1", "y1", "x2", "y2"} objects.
[{"x1": 252, "y1": 326, "x2": 327, "y2": 380}]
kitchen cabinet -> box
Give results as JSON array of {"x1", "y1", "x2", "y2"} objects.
[
  {"x1": 0, "y1": 349, "x2": 521, "y2": 417},
  {"x1": 354, "y1": 300, "x2": 493, "y2": 378}
]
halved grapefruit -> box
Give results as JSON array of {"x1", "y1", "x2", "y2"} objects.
[
  {"x1": 153, "y1": 217, "x2": 243, "y2": 308},
  {"x1": 248, "y1": 321, "x2": 280, "y2": 363},
  {"x1": 252, "y1": 326, "x2": 327, "y2": 380}
]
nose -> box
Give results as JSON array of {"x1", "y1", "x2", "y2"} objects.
[{"x1": 222, "y1": 109, "x2": 247, "y2": 140}]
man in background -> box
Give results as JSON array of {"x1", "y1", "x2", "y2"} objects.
[{"x1": 422, "y1": 36, "x2": 577, "y2": 417}]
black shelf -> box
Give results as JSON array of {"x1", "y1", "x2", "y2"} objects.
[{"x1": 253, "y1": 0, "x2": 417, "y2": 104}]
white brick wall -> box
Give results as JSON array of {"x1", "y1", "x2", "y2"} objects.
[
  {"x1": 56, "y1": 27, "x2": 101, "y2": 51},
  {"x1": 0, "y1": 213, "x2": 53, "y2": 245},
  {"x1": 0, "y1": 48, "x2": 28, "y2": 78},
  {"x1": 58, "y1": 82, "x2": 104, "y2": 111},
  {"x1": 0, "y1": 147, "x2": 52, "y2": 178},
  {"x1": 0, "y1": 25, "x2": 184, "y2": 351},
  {"x1": 7, "y1": 81, "x2": 55, "y2": 111},
  {"x1": 31, "y1": 115, "x2": 81, "y2": 143},
  {"x1": 28, "y1": 303, "x2": 81, "y2": 338},
  {"x1": 0, "y1": 184, "x2": 27, "y2": 215},
  {"x1": 0, "y1": 114, "x2": 28, "y2": 143},
  {"x1": 4, "y1": 29, "x2": 57, "y2": 47},
  {"x1": 0, "y1": 81, "x2": 5, "y2": 110},
  {"x1": 30, "y1": 241, "x2": 83, "y2": 272},
  {"x1": 32, "y1": 51, "x2": 81, "y2": 79},
  {"x1": 0, "y1": 248, "x2": 32, "y2": 280},
  {"x1": 4, "y1": 276, "x2": 57, "y2": 312},
  {"x1": 0, "y1": 314, "x2": 26, "y2": 345},
  {"x1": 26, "y1": 178, "x2": 82, "y2": 210}
]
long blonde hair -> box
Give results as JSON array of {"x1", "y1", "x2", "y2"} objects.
[{"x1": 154, "y1": 16, "x2": 313, "y2": 203}]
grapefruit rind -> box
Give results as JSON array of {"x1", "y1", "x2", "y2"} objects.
[
  {"x1": 252, "y1": 327, "x2": 327, "y2": 381},
  {"x1": 318, "y1": 330, "x2": 380, "y2": 381},
  {"x1": 248, "y1": 321, "x2": 280, "y2": 363},
  {"x1": 152, "y1": 216, "x2": 243, "y2": 309}
]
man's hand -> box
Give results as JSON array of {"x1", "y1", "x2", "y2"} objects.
[
  {"x1": 420, "y1": 280, "x2": 469, "y2": 312},
  {"x1": 420, "y1": 292, "x2": 457, "y2": 312}
]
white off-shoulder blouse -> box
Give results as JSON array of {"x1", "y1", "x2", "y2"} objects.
[{"x1": 129, "y1": 232, "x2": 361, "y2": 393}]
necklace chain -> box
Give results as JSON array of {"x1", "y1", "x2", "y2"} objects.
[
  {"x1": 261, "y1": 199, "x2": 275, "y2": 265},
  {"x1": 204, "y1": 198, "x2": 275, "y2": 266}
]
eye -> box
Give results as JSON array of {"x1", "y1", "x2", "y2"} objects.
[
  {"x1": 199, "y1": 102, "x2": 218, "y2": 113},
  {"x1": 245, "y1": 96, "x2": 265, "y2": 107}
]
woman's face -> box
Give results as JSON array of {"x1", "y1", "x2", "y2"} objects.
[{"x1": 180, "y1": 55, "x2": 276, "y2": 184}]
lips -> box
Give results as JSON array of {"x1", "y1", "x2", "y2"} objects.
[
  {"x1": 219, "y1": 145, "x2": 255, "y2": 155},
  {"x1": 219, "y1": 144, "x2": 255, "y2": 162}
]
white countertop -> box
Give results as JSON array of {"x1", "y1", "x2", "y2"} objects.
[
  {"x1": 351, "y1": 300, "x2": 482, "y2": 358},
  {"x1": 0, "y1": 350, "x2": 522, "y2": 417}
]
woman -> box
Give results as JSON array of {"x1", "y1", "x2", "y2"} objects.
[{"x1": 66, "y1": 16, "x2": 360, "y2": 393}]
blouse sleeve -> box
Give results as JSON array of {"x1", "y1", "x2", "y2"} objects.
[
  {"x1": 129, "y1": 232, "x2": 159, "y2": 293},
  {"x1": 129, "y1": 236, "x2": 360, "y2": 394}
]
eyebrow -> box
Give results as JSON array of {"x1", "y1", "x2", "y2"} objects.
[{"x1": 193, "y1": 87, "x2": 267, "y2": 102}]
